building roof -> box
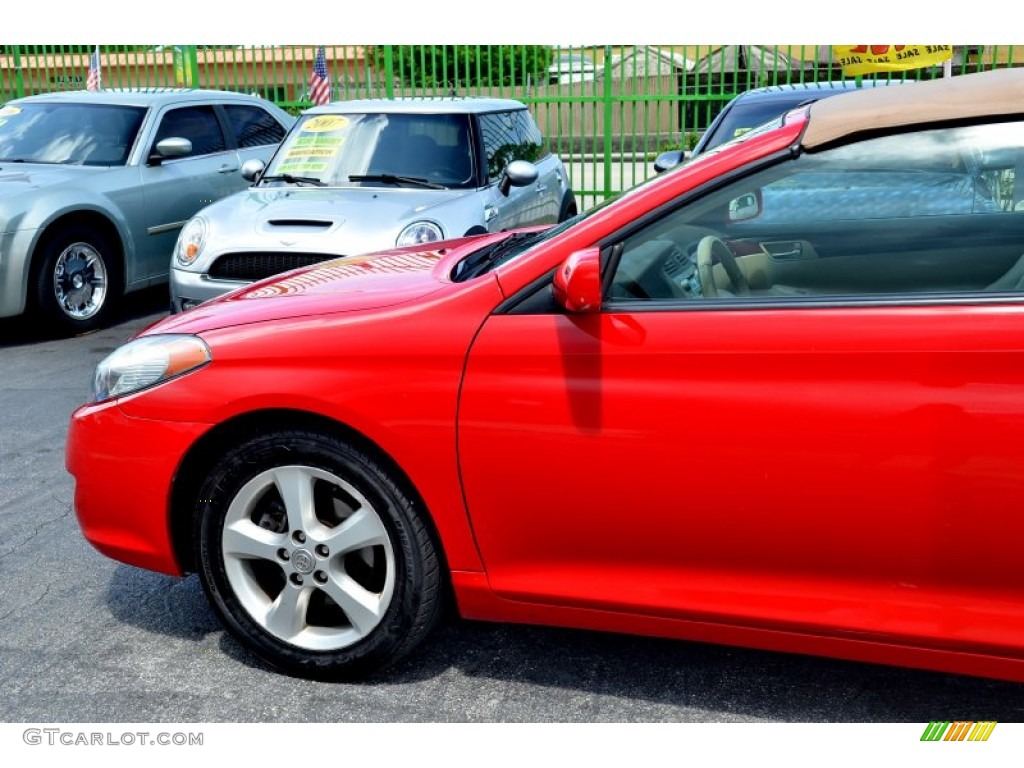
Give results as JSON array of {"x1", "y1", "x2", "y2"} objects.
[{"x1": 608, "y1": 46, "x2": 693, "y2": 76}]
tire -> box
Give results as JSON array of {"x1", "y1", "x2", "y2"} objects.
[
  {"x1": 33, "y1": 224, "x2": 121, "y2": 335},
  {"x1": 558, "y1": 191, "x2": 578, "y2": 223},
  {"x1": 193, "y1": 430, "x2": 443, "y2": 680}
]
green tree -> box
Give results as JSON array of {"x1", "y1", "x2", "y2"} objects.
[{"x1": 373, "y1": 45, "x2": 551, "y2": 88}]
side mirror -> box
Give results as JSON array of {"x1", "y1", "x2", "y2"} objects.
[
  {"x1": 499, "y1": 159, "x2": 539, "y2": 196},
  {"x1": 728, "y1": 191, "x2": 761, "y2": 222},
  {"x1": 553, "y1": 247, "x2": 602, "y2": 313},
  {"x1": 149, "y1": 137, "x2": 192, "y2": 165},
  {"x1": 653, "y1": 149, "x2": 685, "y2": 173},
  {"x1": 241, "y1": 158, "x2": 266, "y2": 183}
]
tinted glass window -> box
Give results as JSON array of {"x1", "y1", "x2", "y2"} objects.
[
  {"x1": 610, "y1": 121, "x2": 1024, "y2": 303},
  {"x1": 154, "y1": 106, "x2": 227, "y2": 156},
  {"x1": 224, "y1": 104, "x2": 286, "y2": 148},
  {"x1": 0, "y1": 102, "x2": 144, "y2": 166},
  {"x1": 480, "y1": 109, "x2": 543, "y2": 181},
  {"x1": 479, "y1": 111, "x2": 517, "y2": 181}
]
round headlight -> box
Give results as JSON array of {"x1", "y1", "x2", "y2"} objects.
[
  {"x1": 396, "y1": 221, "x2": 443, "y2": 248},
  {"x1": 94, "y1": 334, "x2": 211, "y2": 402},
  {"x1": 174, "y1": 217, "x2": 209, "y2": 267}
]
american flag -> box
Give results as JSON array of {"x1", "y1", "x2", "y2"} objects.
[
  {"x1": 86, "y1": 46, "x2": 101, "y2": 91},
  {"x1": 308, "y1": 45, "x2": 331, "y2": 106}
]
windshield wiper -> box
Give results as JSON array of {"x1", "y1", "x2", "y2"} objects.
[
  {"x1": 348, "y1": 173, "x2": 444, "y2": 190},
  {"x1": 453, "y1": 231, "x2": 543, "y2": 282},
  {"x1": 260, "y1": 173, "x2": 326, "y2": 187}
]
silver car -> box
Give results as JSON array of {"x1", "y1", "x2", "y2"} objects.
[
  {"x1": 0, "y1": 89, "x2": 293, "y2": 334},
  {"x1": 170, "y1": 98, "x2": 576, "y2": 312}
]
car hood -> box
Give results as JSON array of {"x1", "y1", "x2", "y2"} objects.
[
  {"x1": 0, "y1": 163, "x2": 98, "y2": 199},
  {"x1": 153, "y1": 233, "x2": 503, "y2": 335},
  {"x1": 201, "y1": 185, "x2": 475, "y2": 250}
]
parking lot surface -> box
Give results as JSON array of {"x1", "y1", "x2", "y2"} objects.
[{"x1": 2, "y1": 289, "x2": 1024, "y2": 722}]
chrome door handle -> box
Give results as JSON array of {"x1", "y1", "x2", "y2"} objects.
[{"x1": 218, "y1": 164, "x2": 239, "y2": 174}]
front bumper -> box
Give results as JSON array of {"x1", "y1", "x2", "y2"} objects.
[
  {"x1": 169, "y1": 266, "x2": 246, "y2": 314},
  {"x1": 66, "y1": 397, "x2": 211, "y2": 575}
]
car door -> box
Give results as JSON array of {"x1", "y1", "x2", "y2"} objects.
[
  {"x1": 512, "y1": 109, "x2": 562, "y2": 225},
  {"x1": 457, "y1": 120, "x2": 1024, "y2": 655},
  {"x1": 136, "y1": 103, "x2": 242, "y2": 281}
]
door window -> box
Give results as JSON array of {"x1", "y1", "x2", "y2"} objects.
[
  {"x1": 511, "y1": 109, "x2": 546, "y2": 163},
  {"x1": 153, "y1": 105, "x2": 227, "y2": 157},
  {"x1": 223, "y1": 104, "x2": 286, "y2": 148},
  {"x1": 609, "y1": 121, "x2": 1024, "y2": 303},
  {"x1": 480, "y1": 109, "x2": 544, "y2": 182}
]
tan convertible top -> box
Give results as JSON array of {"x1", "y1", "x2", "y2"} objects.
[{"x1": 803, "y1": 67, "x2": 1024, "y2": 149}]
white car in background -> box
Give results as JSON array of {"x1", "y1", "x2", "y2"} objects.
[{"x1": 548, "y1": 53, "x2": 597, "y2": 84}]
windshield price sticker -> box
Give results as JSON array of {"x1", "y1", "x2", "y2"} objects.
[
  {"x1": 285, "y1": 147, "x2": 336, "y2": 159},
  {"x1": 301, "y1": 115, "x2": 349, "y2": 133},
  {"x1": 277, "y1": 160, "x2": 328, "y2": 173},
  {"x1": 282, "y1": 134, "x2": 344, "y2": 165}
]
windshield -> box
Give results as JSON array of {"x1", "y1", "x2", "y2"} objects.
[
  {"x1": 263, "y1": 112, "x2": 476, "y2": 189},
  {"x1": 0, "y1": 102, "x2": 145, "y2": 166}
]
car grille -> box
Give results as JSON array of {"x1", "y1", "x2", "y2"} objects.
[{"x1": 208, "y1": 252, "x2": 341, "y2": 281}]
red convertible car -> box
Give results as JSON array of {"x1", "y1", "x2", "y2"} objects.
[{"x1": 68, "y1": 67, "x2": 1024, "y2": 682}]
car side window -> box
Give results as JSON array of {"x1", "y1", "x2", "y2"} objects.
[
  {"x1": 480, "y1": 109, "x2": 544, "y2": 182},
  {"x1": 153, "y1": 105, "x2": 227, "y2": 157},
  {"x1": 609, "y1": 121, "x2": 1024, "y2": 303},
  {"x1": 512, "y1": 109, "x2": 546, "y2": 163},
  {"x1": 223, "y1": 104, "x2": 286, "y2": 148},
  {"x1": 479, "y1": 111, "x2": 518, "y2": 182}
]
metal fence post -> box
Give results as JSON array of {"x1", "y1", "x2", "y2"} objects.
[
  {"x1": 602, "y1": 44, "x2": 613, "y2": 201},
  {"x1": 12, "y1": 46, "x2": 26, "y2": 99},
  {"x1": 383, "y1": 45, "x2": 395, "y2": 99},
  {"x1": 173, "y1": 45, "x2": 199, "y2": 88}
]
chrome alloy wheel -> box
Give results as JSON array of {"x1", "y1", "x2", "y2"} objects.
[
  {"x1": 53, "y1": 242, "x2": 108, "y2": 321},
  {"x1": 222, "y1": 465, "x2": 396, "y2": 651}
]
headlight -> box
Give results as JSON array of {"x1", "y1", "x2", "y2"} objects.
[
  {"x1": 93, "y1": 334, "x2": 211, "y2": 402},
  {"x1": 174, "y1": 217, "x2": 209, "y2": 267},
  {"x1": 396, "y1": 221, "x2": 442, "y2": 247}
]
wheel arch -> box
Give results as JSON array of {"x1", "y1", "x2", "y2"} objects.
[
  {"x1": 558, "y1": 190, "x2": 578, "y2": 222},
  {"x1": 30, "y1": 210, "x2": 127, "y2": 293},
  {"x1": 169, "y1": 408, "x2": 450, "y2": 583}
]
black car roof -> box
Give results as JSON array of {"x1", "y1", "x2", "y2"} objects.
[
  {"x1": 691, "y1": 79, "x2": 906, "y2": 157},
  {"x1": 731, "y1": 79, "x2": 897, "y2": 104}
]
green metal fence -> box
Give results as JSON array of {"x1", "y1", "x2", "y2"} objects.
[{"x1": 1, "y1": 44, "x2": 1018, "y2": 209}]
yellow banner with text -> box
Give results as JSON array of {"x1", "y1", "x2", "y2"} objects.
[{"x1": 834, "y1": 45, "x2": 953, "y2": 76}]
